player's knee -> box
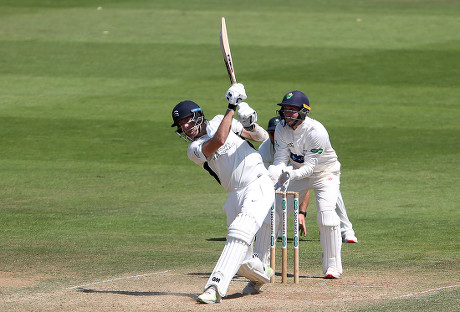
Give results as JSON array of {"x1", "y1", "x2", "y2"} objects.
[
  {"x1": 227, "y1": 213, "x2": 258, "y2": 245},
  {"x1": 317, "y1": 210, "x2": 340, "y2": 227}
]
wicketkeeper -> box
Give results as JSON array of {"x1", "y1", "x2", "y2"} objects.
[
  {"x1": 171, "y1": 83, "x2": 274, "y2": 304},
  {"x1": 257, "y1": 116, "x2": 358, "y2": 242},
  {"x1": 264, "y1": 90, "x2": 349, "y2": 279}
]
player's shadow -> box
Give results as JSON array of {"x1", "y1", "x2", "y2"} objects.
[
  {"x1": 187, "y1": 272, "x2": 321, "y2": 281},
  {"x1": 207, "y1": 237, "x2": 319, "y2": 242},
  {"x1": 206, "y1": 237, "x2": 226, "y2": 242},
  {"x1": 76, "y1": 288, "x2": 197, "y2": 298},
  {"x1": 273, "y1": 272, "x2": 323, "y2": 279},
  {"x1": 76, "y1": 287, "x2": 244, "y2": 300}
]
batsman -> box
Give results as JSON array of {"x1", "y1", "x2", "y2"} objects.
[{"x1": 171, "y1": 83, "x2": 274, "y2": 304}]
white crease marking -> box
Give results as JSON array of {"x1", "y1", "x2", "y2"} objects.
[
  {"x1": 67, "y1": 270, "x2": 170, "y2": 290},
  {"x1": 394, "y1": 284, "x2": 459, "y2": 299}
]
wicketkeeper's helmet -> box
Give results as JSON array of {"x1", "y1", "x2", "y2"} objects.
[{"x1": 276, "y1": 91, "x2": 311, "y2": 127}]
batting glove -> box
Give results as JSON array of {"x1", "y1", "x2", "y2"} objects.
[
  {"x1": 225, "y1": 83, "x2": 247, "y2": 105},
  {"x1": 237, "y1": 102, "x2": 257, "y2": 130},
  {"x1": 268, "y1": 164, "x2": 283, "y2": 181}
]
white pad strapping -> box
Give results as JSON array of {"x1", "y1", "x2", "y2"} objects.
[
  {"x1": 206, "y1": 238, "x2": 249, "y2": 297},
  {"x1": 317, "y1": 210, "x2": 342, "y2": 274},
  {"x1": 237, "y1": 255, "x2": 271, "y2": 284},
  {"x1": 227, "y1": 213, "x2": 259, "y2": 245}
]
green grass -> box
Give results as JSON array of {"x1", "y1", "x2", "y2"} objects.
[
  {"x1": 355, "y1": 287, "x2": 460, "y2": 311},
  {"x1": 0, "y1": 0, "x2": 459, "y2": 310}
]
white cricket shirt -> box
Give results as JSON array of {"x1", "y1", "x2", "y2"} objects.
[
  {"x1": 257, "y1": 138, "x2": 274, "y2": 169},
  {"x1": 273, "y1": 117, "x2": 340, "y2": 179},
  {"x1": 188, "y1": 115, "x2": 266, "y2": 191}
]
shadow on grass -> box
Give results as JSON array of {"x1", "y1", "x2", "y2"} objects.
[
  {"x1": 76, "y1": 288, "x2": 197, "y2": 298},
  {"x1": 75, "y1": 271, "x2": 324, "y2": 300},
  {"x1": 76, "y1": 287, "x2": 245, "y2": 300},
  {"x1": 207, "y1": 237, "x2": 319, "y2": 242},
  {"x1": 206, "y1": 237, "x2": 226, "y2": 242},
  {"x1": 187, "y1": 272, "x2": 323, "y2": 280}
]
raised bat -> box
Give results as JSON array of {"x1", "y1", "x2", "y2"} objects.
[{"x1": 220, "y1": 17, "x2": 237, "y2": 84}]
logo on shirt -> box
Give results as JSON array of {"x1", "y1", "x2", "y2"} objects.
[
  {"x1": 290, "y1": 153, "x2": 304, "y2": 163},
  {"x1": 212, "y1": 142, "x2": 235, "y2": 160},
  {"x1": 310, "y1": 148, "x2": 323, "y2": 154}
]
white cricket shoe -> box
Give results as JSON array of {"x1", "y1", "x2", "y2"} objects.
[
  {"x1": 342, "y1": 233, "x2": 358, "y2": 243},
  {"x1": 243, "y1": 281, "x2": 263, "y2": 295},
  {"x1": 242, "y1": 266, "x2": 273, "y2": 295},
  {"x1": 197, "y1": 286, "x2": 221, "y2": 304},
  {"x1": 324, "y1": 267, "x2": 341, "y2": 279}
]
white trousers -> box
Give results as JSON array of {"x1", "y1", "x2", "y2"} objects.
[
  {"x1": 336, "y1": 192, "x2": 355, "y2": 237},
  {"x1": 255, "y1": 172, "x2": 343, "y2": 274},
  {"x1": 205, "y1": 174, "x2": 274, "y2": 297}
]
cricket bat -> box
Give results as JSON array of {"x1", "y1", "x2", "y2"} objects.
[{"x1": 220, "y1": 17, "x2": 237, "y2": 84}]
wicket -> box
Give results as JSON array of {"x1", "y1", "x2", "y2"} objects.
[{"x1": 270, "y1": 191, "x2": 299, "y2": 283}]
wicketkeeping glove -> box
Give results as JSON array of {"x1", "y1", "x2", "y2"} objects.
[
  {"x1": 225, "y1": 83, "x2": 247, "y2": 105},
  {"x1": 274, "y1": 170, "x2": 290, "y2": 193},
  {"x1": 237, "y1": 102, "x2": 257, "y2": 130},
  {"x1": 283, "y1": 166, "x2": 298, "y2": 180}
]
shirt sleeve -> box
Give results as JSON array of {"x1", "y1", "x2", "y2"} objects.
[
  {"x1": 187, "y1": 139, "x2": 207, "y2": 166},
  {"x1": 272, "y1": 124, "x2": 291, "y2": 167},
  {"x1": 291, "y1": 129, "x2": 328, "y2": 179},
  {"x1": 209, "y1": 115, "x2": 242, "y2": 136},
  {"x1": 258, "y1": 139, "x2": 272, "y2": 169}
]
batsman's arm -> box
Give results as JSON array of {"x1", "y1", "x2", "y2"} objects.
[
  {"x1": 202, "y1": 109, "x2": 235, "y2": 158},
  {"x1": 241, "y1": 124, "x2": 268, "y2": 142}
]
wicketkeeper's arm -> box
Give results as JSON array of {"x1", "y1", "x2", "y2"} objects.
[{"x1": 298, "y1": 190, "x2": 311, "y2": 236}]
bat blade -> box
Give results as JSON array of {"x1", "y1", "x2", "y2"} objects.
[{"x1": 220, "y1": 17, "x2": 237, "y2": 84}]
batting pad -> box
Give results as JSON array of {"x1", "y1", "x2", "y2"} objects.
[
  {"x1": 335, "y1": 193, "x2": 354, "y2": 235},
  {"x1": 318, "y1": 210, "x2": 342, "y2": 274},
  {"x1": 237, "y1": 255, "x2": 271, "y2": 284},
  {"x1": 205, "y1": 238, "x2": 249, "y2": 297},
  {"x1": 227, "y1": 213, "x2": 259, "y2": 245},
  {"x1": 253, "y1": 222, "x2": 272, "y2": 266}
]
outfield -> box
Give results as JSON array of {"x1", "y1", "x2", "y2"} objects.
[{"x1": 0, "y1": 0, "x2": 459, "y2": 311}]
